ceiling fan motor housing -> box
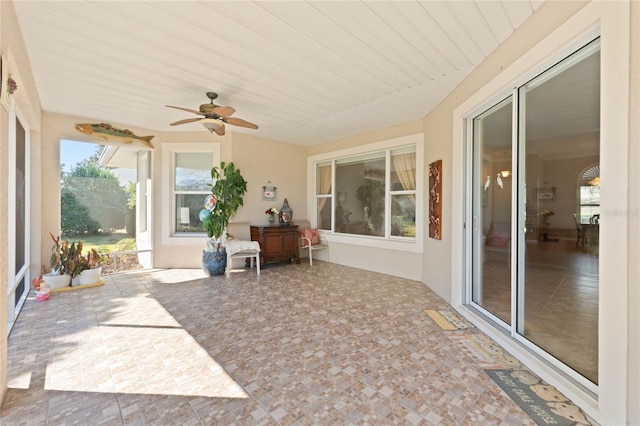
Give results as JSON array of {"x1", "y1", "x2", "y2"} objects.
[{"x1": 200, "y1": 103, "x2": 218, "y2": 114}]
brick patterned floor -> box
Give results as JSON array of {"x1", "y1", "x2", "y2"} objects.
[{"x1": 1, "y1": 262, "x2": 537, "y2": 425}]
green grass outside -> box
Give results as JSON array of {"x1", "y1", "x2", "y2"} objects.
[{"x1": 62, "y1": 234, "x2": 136, "y2": 254}]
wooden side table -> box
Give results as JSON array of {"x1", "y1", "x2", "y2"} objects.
[{"x1": 250, "y1": 225, "x2": 300, "y2": 265}]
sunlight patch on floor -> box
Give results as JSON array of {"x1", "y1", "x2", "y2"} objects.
[
  {"x1": 7, "y1": 371, "x2": 31, "y2": 389},
  {"x1": 40, "y1": 287, "x2": 247, "y2": 399}
]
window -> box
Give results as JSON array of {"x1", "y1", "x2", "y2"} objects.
[
  {"x1": 390, "y1": 147, "x2": 417, "y2": 237},
  {"x1": 162, "y1": 143, "x2": 220, "y2": 243},
  {"x1": 315, "y1": 145, "x2": 416, "y2": 239},
  {"x1": 579, "y1": 165, "x2": 600, "y2": 223},
  {"x1": 174, "y1": 153, "x2": 213, "y2": 234},
  {"x1": 316, "y1": 161, "x2": 332, "y2": 230}
]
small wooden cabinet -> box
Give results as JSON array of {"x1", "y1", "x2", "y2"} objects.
[{"x1": 250, "y1": 225, "x2": 300, "y2": 265}]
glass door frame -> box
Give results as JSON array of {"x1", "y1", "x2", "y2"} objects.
[
  {"x1": 463, "y1": 46, "x2": 601, "y2": 394},
  {"x1": 467, "y1": 93, "x2": 518, "y2": 332},
  {"x1": 7, "y1": 106, "x2": 30, "y2": 334},
  {"x1": 452, "y1": 5, "x2": 631, "y2": 423}
]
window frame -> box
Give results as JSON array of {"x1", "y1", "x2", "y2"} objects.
[
  {"x1": 161, "y1": 143, "x2": 220, "y2": 245},
  {"x1": 578, "y1": 165, "x2": 600, "y2": 223},
  {"x1": 307, "y1": 133, "x2": 423, "y2": 253}
]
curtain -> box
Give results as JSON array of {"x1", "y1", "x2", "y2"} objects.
[
  {"x1": 392, "y1": 152, "x2": 416, "y2": 205},
  {"x1": 317, "y1": 165, "x2": 332, "y2": 228}
]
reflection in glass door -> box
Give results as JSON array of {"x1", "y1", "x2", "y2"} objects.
[
  {"x1": 471, "y1": 98, "x2": 513, "y2": 325},
  {"x1": 468, "y1": 38, "x2": 600, "y2": 386},
  {"x1": 517, "y1": 39, "x2": 600, "y2": 384}
]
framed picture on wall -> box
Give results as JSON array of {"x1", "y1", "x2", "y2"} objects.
[
  {"x1": 262, "y1": 182, "x2": 277, "y2": 201},
  {"x1": 537, "y1": 187, "x2": 556, "y2": 200}
]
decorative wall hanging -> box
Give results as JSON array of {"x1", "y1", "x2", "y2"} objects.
[
  {"x1": 428, "y1": 159, "x2": 442, "y2": 240},
  {"x1": 74, "y1": 123, "x2": 154, "y2": 149},
  {"x1": 262, "y1": 181, "x2": 277, "y2": 201}
]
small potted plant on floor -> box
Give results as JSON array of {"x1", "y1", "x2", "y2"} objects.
[
  {"x1": 42, "y1": 233, "x2": 73, "y2": 289},
  {"x1": 44, "y1": 233, "x2": 108, "y2": 288},
  {"x1": 73, "y1": 247, "x2": 107, "y2": 286},
  {"x1": 200, "y1": 161, "x2": 247, "y2": 276}
]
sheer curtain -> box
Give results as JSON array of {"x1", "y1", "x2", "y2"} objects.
[{"x1": 392, "y1": 152, "x2": 416, "y2": 205}]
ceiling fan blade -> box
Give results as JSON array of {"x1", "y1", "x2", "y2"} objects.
[
  {"x1": 214, "y1": 124, "x2": 226, "y2": 136},
  {"x1": 213, "y1": 106, "x2": 236, "y2": 117},
  {"x1": 166, "y1": 105, "x2": 204, "y2": 116},
  {"x1": 224, "y1": 117, "x2": 259, "y2": 129},
  {"x1": 170, "y1": 117, "x2": 202, "y2": 126}
]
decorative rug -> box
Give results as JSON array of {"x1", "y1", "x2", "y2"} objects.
[
  {"x1": 485, "y1": 369, "x2": 592, "y2": 426},
  {"x1": 425, "y1": 307, "x2": 593, "y2": 425}
]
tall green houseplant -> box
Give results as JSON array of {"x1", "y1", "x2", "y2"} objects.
[{"x1": 202, "y1": 161, "x2": 247, "y2": 252}]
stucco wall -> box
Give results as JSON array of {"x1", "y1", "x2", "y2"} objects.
[
  {"x1": 307, "y1": 121, "x2": 422, "y2": 157},
  {"x1": 230, "y1": 132, "x2": 307, "y2": 226},
  {"x1": 152, "y1": 131, "x2": 306, "y2": 269}
]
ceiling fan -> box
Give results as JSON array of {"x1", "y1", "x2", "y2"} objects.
[{"x1": 166, "y1": 92, "x2": 258, "y2": 135}]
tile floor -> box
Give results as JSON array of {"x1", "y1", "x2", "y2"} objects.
[
  {"x1": 480, "y1": 239, "x2": 599, "y2": 383},
  {"x1": 1, "y1": 262, "x2": 542, "y2": 425}
]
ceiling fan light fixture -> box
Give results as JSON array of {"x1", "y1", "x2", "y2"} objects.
[{"x1": 202, "y1": 118, "x2": 223, "y2": 133}]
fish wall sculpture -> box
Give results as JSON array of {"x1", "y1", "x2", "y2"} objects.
[{"x1": 75, "y1": 123, "x2": 154, "y2": 148}]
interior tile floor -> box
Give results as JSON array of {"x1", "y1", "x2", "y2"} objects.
[
  {"x1": 480, "y1": 238, "x2": 598, "y2": 383},
  {"x1": 2, "y1": 262, "x2": 551, "y2": 425}
]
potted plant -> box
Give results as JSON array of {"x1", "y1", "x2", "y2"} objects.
[
  {"x1": 44, "y1": 233, "x2": 108, "y2": 288},
  {"x1": 200, "y1": 161, "x2": 247, "y2": 276},
  {"x1": 74, "y1": 248, "x2": 107, "y2": 286},
  {"x1": 66, "y1": 240, "x2": 86, "y2": 286},
  {"x1": 42, "y1": 233, "x2": 73, "y2": 289}
]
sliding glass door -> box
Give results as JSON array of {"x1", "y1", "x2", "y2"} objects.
[
  {"x1": 469, "y1": 38, "x2": 600, "y2": 386},
  {"x1": 471, "y1": 97, "x2": 513, "y2": 326},
  {"x1": 8, "y1": 113, "x2": 30, "y2": 334}
]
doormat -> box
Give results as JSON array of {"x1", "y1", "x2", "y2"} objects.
[
  {"x1": 447, "y1": 332, "x2": 520, "y2": 369},
  {"x1": 424, "y1": 309, "x2": 474, "y2": 331},
  {"x1": 485, "y1": 369, "x2": 592, "y2": 426}
]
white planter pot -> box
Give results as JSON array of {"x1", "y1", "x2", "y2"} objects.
[
  {"x1": 42, "y1": 273, "x2": 71, "y2": 290},
  {"x1": 77, "y1": 267, "x2": 102, "y2": 286}
]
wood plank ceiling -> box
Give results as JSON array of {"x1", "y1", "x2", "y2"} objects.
[{"x1": 13, "y1": 1, "x2": 544, "y2": 146}]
